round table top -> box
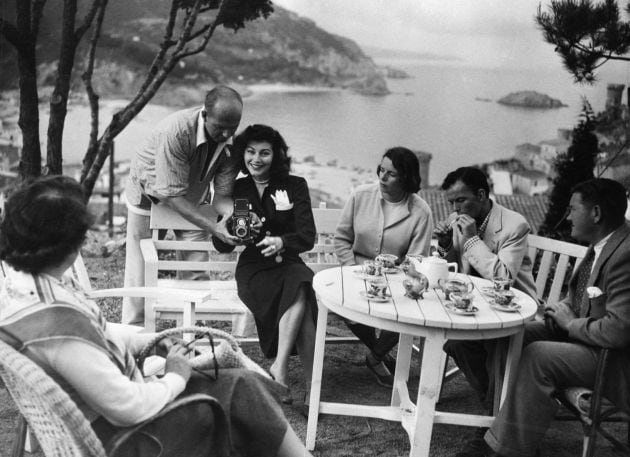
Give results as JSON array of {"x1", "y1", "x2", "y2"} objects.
[{"x1": 313, "y1": 266, "x2": 538, "y2": 335}]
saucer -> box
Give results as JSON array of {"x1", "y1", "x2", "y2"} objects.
[
  {"x1": 489, "y1": 300, "x2": 522, "y2": 313},
  {"x1": 359, "y1": 290, "x2": 390, "y2": 302},
  {"x1": 383, "y1": 267, "x2": 401, "y2": 274},
  {"x1": 444, "y1": 302, "x2": 479, "y2": 316}
]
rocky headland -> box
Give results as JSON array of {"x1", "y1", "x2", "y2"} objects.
[
  {"x1": 497, "y1": 91, "x2": 566, "y2": 109},
  {"x1": 0, "y1": 2, "x2": 390, "y2": 100}
]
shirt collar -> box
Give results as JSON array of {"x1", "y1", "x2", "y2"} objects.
[
  {"x1": 195, "y1": 108, "x2": 233, "y2": 156},
  {"x1": 592, "y1": 232, "x2": 613, "y2": 268},
  {"x1": 477, "y1": 201, "x2": 493, "y2": 239}
]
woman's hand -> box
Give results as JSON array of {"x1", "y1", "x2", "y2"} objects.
[
  {"x1": 155, "y1": 337, "x2": 174, "y2": 357},
  {"x1": 164, "y1": 343, "x2": 193, "y2": 383},
  {"x1": 256, "y1": 236, "x2": 284, "y2": 257}
]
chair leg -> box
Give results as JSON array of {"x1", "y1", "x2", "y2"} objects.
[
  {"x1": 11, "y1": 415, "x2": 27, "y2": 457},
  {"x1": 582, "y1": 424, "x2": 597, "y2": 457}
]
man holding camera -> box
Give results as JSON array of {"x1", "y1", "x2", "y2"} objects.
[{"x1": 123, "y1": 85, "x2": 244, "y2": 325}]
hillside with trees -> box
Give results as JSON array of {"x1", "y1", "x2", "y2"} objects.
[{"x1": 0, "y1": 1, "x2": 388, "y2": 98}]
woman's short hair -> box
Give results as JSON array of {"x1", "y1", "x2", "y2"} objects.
[
  {"x1": 378, "y1": 147, "x2": 422, "y2": 193},
  {"x1": 0, "y1": 175, "x2": 92, "y2": 274},
  {"x1": 233, "y1": 124, "x2": 291, "y2": 180}
]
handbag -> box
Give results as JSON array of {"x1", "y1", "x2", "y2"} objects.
[{"x1": 137, "y1": 326, "x2": 271, "y2": 380}]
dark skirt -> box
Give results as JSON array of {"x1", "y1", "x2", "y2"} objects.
[
  {"x1": 93, "y1": 369, "x2": 287, "y2": 457},
  {"x1": 235, "y1": 258, "x2": 317, "y2": 358}
]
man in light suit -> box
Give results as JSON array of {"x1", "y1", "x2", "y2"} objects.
[
  {"x1": 456, "y1": 178, "x2": 630, "y2": 457},
  {"x1": 434, "y1": 167, "x2": 537, "y2": 409}
]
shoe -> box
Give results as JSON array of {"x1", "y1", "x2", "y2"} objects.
[
  {"x1": 365, "y1": 355, "x2": 394, "y2": 388},
  {"x1": 268, "y1": 372, "x2": 292, "y2": 404},
  {"x1": 382, "y1": 353, "x2": 396, "y2": 373},
  {"x1": 453, "y1": 437, "x2": 503, "y2": 457},
  {"x1": 281, "y1": 391, "x2": 293, "y2": 405}
]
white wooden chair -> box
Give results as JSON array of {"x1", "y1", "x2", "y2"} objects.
[
  {"x1": 527, "y1": 234, "x2": 588, "y2": 308},
  {"x1": 139, "y1": 204, "x2": 342, "y2": 335}
]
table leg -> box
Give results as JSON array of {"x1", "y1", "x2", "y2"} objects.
[
  {"x1": 410, "y1": 331, "x2": 446, "y2": 457},
  {"x1": 392, "y1": 333, "x2": 413, "y2": 407},
  {"x1": 499, "y1": 328, "x2": 524, "y2": 409},
  {"x1": 306, "y1": 303, "x2": 330, "y2": 451}
]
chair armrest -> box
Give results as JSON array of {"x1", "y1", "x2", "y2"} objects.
[
  {"x1": 105, "y1": 393, "x2": 229, "y2": 457},
  {"x1": 87, "y1": 287, "x2": 211, "y2": 303},
  {"x1": 140, "y1": 239, "x2": 159, "y2": 288}
]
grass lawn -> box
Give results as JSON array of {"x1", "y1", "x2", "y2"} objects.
[{"x1": 0, "y1": 231, "x2": 626, "y2": 456}]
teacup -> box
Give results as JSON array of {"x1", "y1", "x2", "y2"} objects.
[
  {"x1": 494, "y1": 289, "x2": 515, "y2": 307},
  {"x1": 362, "y1": 260, "x2": 382, "y2": 277},
  {"x1": 492, "y1": 273, "x2": 513, "y2": 291},
  {"x1": 367, "y1": 282, "x2": 388, "y2": 298},
  {"x1": 450, "y1": 292, "x2": 474, "y2": 311},
  {"x1": 438, "y1": 278, "x2": 473, "y2": 300},
  {"x1": 375, "y1": 254, "x2": 398, "y2": 269}
]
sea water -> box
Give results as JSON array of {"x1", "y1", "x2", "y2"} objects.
[{"x1": 52, "y1": 59, "x2": 621, "y2": 185}]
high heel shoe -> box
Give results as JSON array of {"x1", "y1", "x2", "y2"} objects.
[
  {"x1": 269, "y1": 372, "x2": 293, "y2": 404},
  {"x1": 365, "y1": 355, "x2": 394, "y2": 388}
]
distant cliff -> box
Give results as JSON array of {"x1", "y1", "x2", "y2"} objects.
[
  {"x1": 497, "y1": 91, "x2": 566, "y2": 109},
  {"x1": 0, "y1": 2, "x2": 388, "y2": 98}
]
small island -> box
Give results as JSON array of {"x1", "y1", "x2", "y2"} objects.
[{"x1": 497, "y1": 91, "x2": 566, "y2": 109}]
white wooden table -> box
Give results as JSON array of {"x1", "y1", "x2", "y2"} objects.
[{"x1": 306, "y1": 266, "x2": 538, "y2": 457}]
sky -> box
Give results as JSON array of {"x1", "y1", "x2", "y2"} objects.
[{"x1": 272, "y1": 0, "x2": 623, "y2": 71}]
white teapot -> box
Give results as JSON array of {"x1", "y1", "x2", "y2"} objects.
[{"x1": 410, "y1": 253, "x2": 458, "y2": 288}]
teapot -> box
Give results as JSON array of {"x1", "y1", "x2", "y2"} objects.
[{"x1": 411, "y1": 253, "x2": 458, "y2": 288}]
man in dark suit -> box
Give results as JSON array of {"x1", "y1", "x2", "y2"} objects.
[{"x1": 456, "y1": 178, "x2": 630, "y2": 457}]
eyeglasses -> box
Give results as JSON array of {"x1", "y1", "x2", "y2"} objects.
[{"x1": 377, "y1": 165, "x2": 399, "y2": 179}]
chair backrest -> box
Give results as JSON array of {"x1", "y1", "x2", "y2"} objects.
[
  {"x1": 0, "y1": 256, "x2": 93, "y2": 292},
  {"x1": 0, "y1": 339, "x2": 106, "y2": 457},
  {"x1": 527, "y1": 234, "x2": 588, "y2": 305},
  {"x1": 145, "y1": 204, "x2": 342, "y2": 275}
]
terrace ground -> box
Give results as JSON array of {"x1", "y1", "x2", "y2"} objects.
[{"x1": 0, "y1": 231, "x2": 626, "y2": 457}]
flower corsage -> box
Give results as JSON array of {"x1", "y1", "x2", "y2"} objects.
[{"x1": 270, "y1": 189, "x2": 293, "y2": 211}]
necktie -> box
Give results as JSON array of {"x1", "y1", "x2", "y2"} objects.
[{"x1": 574, "y1": 248, "x2": 595, "y2": 316}]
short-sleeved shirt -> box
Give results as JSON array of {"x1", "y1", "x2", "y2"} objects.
[{"x1": 125, "y1": 107, "x2": 240, "y2": 210}]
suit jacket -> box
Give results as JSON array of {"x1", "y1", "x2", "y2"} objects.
[
  {"x1": 565, "y1": 222, "x2": 630, "y2": 410},
  {"x1": 234, "y1": 174, "x2": 316, "y2": 265},
  {"x1": 566, "y1": 223, "x2": 630, "y2": 347},
  {"x1": 444, "y1": 201, "x2": 537, "y2": 300}
]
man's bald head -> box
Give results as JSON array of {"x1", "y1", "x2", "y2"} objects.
[{"x1": 203, "y1": 85, "x2": 243, "y2": 143}]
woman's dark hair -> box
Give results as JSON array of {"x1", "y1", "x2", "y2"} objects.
[
  {"x1": 377, "y1": 147, "x2": 422, "y2": 193},
  {"x1": 0, "y1": 175, "x2": 92, "y2": 274},
  {"x1": 233, "y1": 124, "x2": 291, "y2": 180}
]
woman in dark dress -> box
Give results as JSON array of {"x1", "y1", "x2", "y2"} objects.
[{"x1": 229, "y1": 124, "x2": 317, "y2": 395}]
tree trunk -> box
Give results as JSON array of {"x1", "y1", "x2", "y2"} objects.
[
  {"x1": 16, "y1": 45, "x2": 41, "y2": 179},
  {"x1": 46, "y1": 0, "x2": 79, "y2": 175},
  {"x1": 15, "y1": 1, "x2": 42, "y2": 179}
]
